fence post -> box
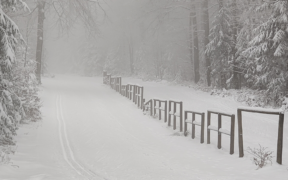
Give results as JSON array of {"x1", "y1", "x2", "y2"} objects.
[
  {"x1": 277, "y1": 113, "x2": 284, "y2": 164},
  {"x1": 119, "y1": 77, "x2": 122, "y2": 93},
  {"x1": 237, "y1": 109, "x2": 244, "y2": 157},
  {"x1": 150, "y1": 100, "x2": 153, "y2": 116},
  {"x1": 173, "y1": 102, "x2": 176, "y2": 130},
  {"x1": 103, "y1": 71, "x2": 107, "y2": 84},
  {"x1": 133, "y1": 85, "x2": 136, "y2": 104},
  {"x1": 153, "y1": 99, "x2": 156, "y2": 117},
  {"x1": 142, "y1": 99, "x2": 145, "y2": 112},
  {"x1": 164, "y1": 101, "x2": 167, "y2": 122},
  {"x1": 140, "y1": 87, "x2": 144, "y2": 109},
  {"x1": 192, "y1": 113, "x2": 195, "y2": 139},
  {"x1": 168, "y1": 101, "x2": 172, "y2": 126},
  {"x1": 184, "y1": 111, "x2": 188, "y2": 136},
  {"x1": 207, "y1": 112, "x2": 211, "y2": 144},
  {"x1": 230, "y1": 115, "x2": 235, "y2": 155},
  {"x1": 201, "y1": 113, "x2": 205, "y2": 144},
  {"x1": 180, "y1": 102, "x2": 183, "y2": 132},
  {"x1": 218, "y1": 114, "x2": 222, "y2": 149}
]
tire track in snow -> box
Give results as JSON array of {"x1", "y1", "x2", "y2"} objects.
[{"x1": 56, "y1": 95, "x2": 106, "y2": 180}]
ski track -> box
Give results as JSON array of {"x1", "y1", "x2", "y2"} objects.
[{"x1": 56, "y1": 95, "x2": 105, "y2": 180}]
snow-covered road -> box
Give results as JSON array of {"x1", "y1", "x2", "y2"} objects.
[{"x1": 0, "y1": 75, "x2": 287, "y2": 180}]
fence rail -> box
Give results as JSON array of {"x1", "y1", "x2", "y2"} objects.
[
  {"x1": 168, "y1": 100, "x2": 183, "y2": 131},
  {"x1": 207, "y1": 110, "x2": 235, "y2": 155},
  {"x1": 154, "y1": 99, "x2": 167, "y2": 122},
  {"x1": 184, "y1": 111, "x2": 205, "y2": 144},
  {"x1": 237, "y1": 107, "x2": 284, "y2": 164}
]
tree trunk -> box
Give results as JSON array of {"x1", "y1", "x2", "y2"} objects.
[
  {"x1": 129, "y1": 35, "x2": 134, "y2": 75},
  {"x1": 189, "y1": 9, "x2": 193, "y2": 81},
  {"x1": 35, "y1": 0, "x2": 45, "y2": 84},
  {"x1": 191, "y1": 1, "x2": 200, "y2": 83},
  {"x1": 201, "y1": 0, "x2": 211, "y2": 86},
  {"x1": 231, "y1": 0, "x2": 240, "y2": 89}
]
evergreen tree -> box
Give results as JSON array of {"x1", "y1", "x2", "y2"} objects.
[
  {"x1": 242, "y1": 0, "x2": 288, "y2": 105},
  {"x1": 0, "y1": 0, "x2": 39, "y2": 146},
  {"x1": 205, "y1": 0, "x2": 233, "y2": 88}
]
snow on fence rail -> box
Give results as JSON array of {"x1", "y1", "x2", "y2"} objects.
[
  {"x1": 237, "y1": 107, "x2": 284, "y2": 164},
  {"x1": 168, "y1": 100, "x2": 183, "y2": 131},
  {"x1": 115, "y1": 77, "x2": 122, "y2": 93},
  {"x1": 144, "y1": 99, "x2": 153, "y2": 116},
  {"x1": 109, "y1": 77, "x2": 116, "y2": 90},
  {"x1": 153, "y1": 99, "x2": 168, "y2": 122},
  {"x1": 127, "y1": 84, "x2": 134, "y2": 101},
  {"x1": 207, "y1": 110, "x2": 235, "y2": 155},
  {"x1": 184, "y1": 111, "x2": 205, "y2": 144},
  {"x1": 121, "y1": 85, "x2": 128, "y2": 97},
  {"x1": 102, "y1": 71, "x2": 110, "y2": 85},
  {"x1": 102, "y1": 72, "x2": 285, "y2": 164},
  {"x1": 133, "y1": 85, "x2": 144, "y2": 109}
]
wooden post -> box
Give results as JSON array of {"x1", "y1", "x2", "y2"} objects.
[
  {"x1": 138, "y1": 87, "x2": 141, "y2": 108},
  {"x1": 119, "y1": 77, "x2": 122, "y2": 93},
  {"x1": 180, "y1": 102, "x2": 183, "y2": 132},
  {"x1": 230, "y1": 115, "x2": 235, "y2": 155},
  {"x1": 129, "y1": 85, "x2": 132, "y2": 100},
  {"x1": 153, "y1": 99, "x2": 156, "y2": 117},
  {"x1": 141, "y1": 87, "x2": 144, "y2": 109},
  {"x1": 134, "y1": 86, "x2": 137, "y2": 104},
  {"x1": 277, "y1": 114, "x2": 284, "y2": 164},
  {"x1": 201, "y1": 113, "x2": 205, "y2": 144},
  {"x1": 164, "y1": 101, "x2": 167, "y2": 122},
  {"x1": 218, "y1": 114, "x2": 222, "y2": 149},
  {"x1": 103, "y1": 71, "x2": 107, "y2": 84},
  {"x1": 125, "y1": 84, "x2": 129, "y2": 98},
  {"x1": 133, "y1": 85, "x2": 136, "y2": 103},
  {"x1": 168, "y1": 101, "x2": 172, "y2": 126},
  {"x1": 184, "y1": 111, "x2": 188, "y2": 136},
  {"x1": 142, "y1": 99, "x2": 145, "y2": 112},
  {"x1": 150, "y1": 100, "x2": 153, "y2": 116},
  {"x1": 207, "y1": 112, "x2": 211, "y2": 144},
  {"x1": 159, "y1": 101, "x2": 162, "y2": 120},
  {"x1": 192, "y1": 113, "x2": 195, "y2": 139},
  {"x1": 173, "y1": 102, "x2": 176, "y2": 130},
  {"x1": 109, "y1": 77, "x2": 112, "y2": 87},
  {"x1": 237, "y1": 109, "x2": 244, "y2": 157}
]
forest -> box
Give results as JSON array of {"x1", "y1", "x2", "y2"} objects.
[
  {"x1": 78, "y1": 0, "x2": 288, "y2": 109},
  {"x1": 0, "y1": 0, "x2": 288, "y2": 163}
]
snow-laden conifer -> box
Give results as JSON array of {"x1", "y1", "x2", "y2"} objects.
[
  {"x1": 0, "y1": 0, "x2": 40, "y2": 147},
  {"x1": 205, "y1": 1, "x2": 233, "y2": 88},
  {"x1": 242, "y1": 0, "x2": 288, "y2": 105}
]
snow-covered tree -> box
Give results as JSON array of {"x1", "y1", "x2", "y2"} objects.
[
  {"x1": 242, "y1": 0, "x2": 288, "y2": 105},
  {"x1": 205, "y1": 0, "x2": 233, "y2": 88},
  {"x1": 0, "y1": 0, "x2": 41, "y2": 146}
]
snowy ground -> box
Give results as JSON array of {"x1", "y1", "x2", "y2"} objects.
[{"x1": 0, "y1": 75, "x2": 287, "y2": 180}]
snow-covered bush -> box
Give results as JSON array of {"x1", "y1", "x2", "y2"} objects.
[
  {"x1": 0, "y1": 145, "x2": 16, "y2": 165},
  {"x1": 246, "y1": 145, "x2": 274, "y2": 169}
]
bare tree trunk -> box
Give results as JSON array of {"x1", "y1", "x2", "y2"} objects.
[
  {"x1": 189, "y1": 9, "x2": 193, "y2": 81},
  {"x1": 35, "y1": 0, "x2": 45, "y2": 84},
  {"x1": 191, "y1": 1, "x2": 200, "y2": 83},
  {"x1": 201, "y1": 0, "x2": 211, "y2": 86},
  {"x1": 129, "y1": 35, "x2": 134, "y2": 75},
  {"x1": 231, "y1": 0, "x2": 240, "y2": 89}
]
